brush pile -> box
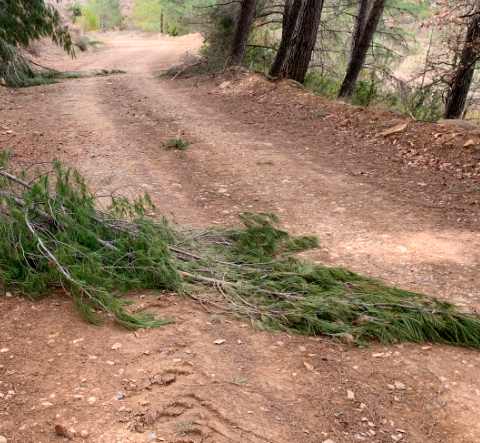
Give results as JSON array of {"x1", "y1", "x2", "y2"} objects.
[{"x1": 1, "y1": 153, "x2": 480, "y2": 348}]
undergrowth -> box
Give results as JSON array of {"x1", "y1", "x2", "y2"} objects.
[
  {"x1": 1, "y1": 155, "x2": 480, "y2": 349},
  {"x1": 164, "y1": 138, "x2": 190, "y2": 150}
]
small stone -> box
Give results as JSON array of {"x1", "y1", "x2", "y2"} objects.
[
  {"x1": 148, "y1": 434, "x2": 156, "y2": 440},
  {"x1": 55, "y1": 424, "x2": 73, "y2": 439},
  {"x1": 387, "y1": 384, "x2": 395, "y2": 390},
  {"x1": 0, "y1": 78, "x2": 6, "y2": 87},
  {"x1": 80, "y1": 429, "x2": 89, "y2": 438},
  {"x1": 87, "y1": 397, "x2": 97, "y2": 404},
  {"x1": 332, "y1": 207, "x2": 346, "y2": 213},
  {"x1": 372, "y1": 353, "x2": 384, "y2": 358},
  {"x1": 322, "y1": 439, "x2": 337, "y2": 443},
  {"x1": 41, "y1": 402, "x2": 53, "y2": 406},
  {"x1": 0, "y1": 436, "x2": 7, "y2": 443},
  {"x1": 111, "y1": 342, "x2": 122, "y2": 350},
  {"x1": 219, "y1": 81, "x2": 231, "y2": 89},
  {"x1": 172, "y1": 358, "x2": 181, "y2": 363},
  {"x1": 347, "y1": 390, "x2": 355, "y2": 400},
  {"x1": 214, "y1": 339, "x2": 226, "y2": 345},
  {"x1": 73, "y1": 394, "x2": 83, "y2": 400},
  {"x1": 396, "y1": 246, "x2": 408, "y2": 254},
  {"x1": 304, "y1": 362, "x2": 313, "y2": 371},
  {"x1": 463, "y1": 139, "x2": 475, "y2": 148},
  {"x1": 115, "y1": 392, "x2": 125, "y2": 400},
  {"x1": 0, "y1": 348, "x2": 9, "y2": 353},
  {"x1": 360, "y1": 403, "x2": 367, "y2": 409},
  {"x1": 106, "y1": 361, "x2": 115, "y2": 365},
  {"x1": 299, "y1": 346, "x2": 306, "y2": 352},
  {"x1": 394, "y1": 381, "x2": 406, "y2": 390}
]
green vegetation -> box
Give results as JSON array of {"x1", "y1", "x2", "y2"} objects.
[
  {"x1": 2, "y1": 157, "x2": 480, "y2": 349},
  {"x1": 85, "y1": 0, "x2": 122, "y2": 30},
  {"x1": 164, "y1": 138, "x2": 190, "y2": 150}
]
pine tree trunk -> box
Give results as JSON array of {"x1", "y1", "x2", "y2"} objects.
[
  {"x1": 269, "y1": 0, "x2": 324, "y2": 83},
  {"x1": 269, "y1": 0, "x2": 304, "y2": 78},
  {"x1": 283, "y1": 0, "x2": 324, "y2": 83},
  {"x1": 227, "y1": 0, "x2": 258, "y2": 67},
  {"x1": 338, "y1": 0, "x2": 386, "y2": 99},
  {"x1": 347, "y1": 0, "x2": 371, "y2": 66},
  {"x1": 444, "y1": 5, "x2": 480, "y2": 119}
]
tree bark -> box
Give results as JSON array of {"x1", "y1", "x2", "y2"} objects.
[
  {"x1": 227, "y1": 0, "x2": 258, "y2": 67},
  {"x1": 269, "y1": 0, "x2": 304, "y2": 78},
  {"x1": 444, "y1": 4, "x2": 480, "y2": 119},
  {"x1": 269, "y1": 0, "x2": 324, "y2": 83},
  {"x1": 347, "y1": 0, "x2": 371, "y2": 66},
  {"x1": 338, "y1": 0, "x2": 386, "y2": 99}
]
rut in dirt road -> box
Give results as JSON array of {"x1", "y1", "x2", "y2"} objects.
[{"x1": 49, "y1": 62, "x2": 479, "y2": 314}]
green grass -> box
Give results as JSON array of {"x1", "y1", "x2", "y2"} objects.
[{"x1": 164, "y1": 138, "x2": 190, "y2": 150}]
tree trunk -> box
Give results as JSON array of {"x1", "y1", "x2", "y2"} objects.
[
  {"x1": 347, "y1": 0, "x2": 371, "y2": 66},
  {"x1": 269, "y1": 0, "x2": 304, "y2": 78},
  {"x1": 269, "y1": 0, "x2": 324, "y2": 83},
  {"x1": 227, "y1": 0, "x2": 258, "y2": 67},
  {"x1": 338, "y1": 0, "x2": 386, "y2": 99},
  {"x1": 283, "y1": 0, "x2": 324, "y2": 83},
  {"x1": 444, "y1": 5, "x2": 480, "y2": 119}
]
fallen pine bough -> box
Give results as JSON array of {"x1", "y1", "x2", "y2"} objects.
[{"x1": 1, "y1": 153, "x2": 480, "y2": 348}]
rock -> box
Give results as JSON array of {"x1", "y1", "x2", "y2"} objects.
[
  {"x1": 382, "y1": 123, "x2": 407, "y2": 137},
  {"x1": 55, "y1": 424, "x2": 74, "y2": 439},
  {"x1": 394, "y1": 381, "x2": 406, "y2": 390},
  {"x1": 111, "y1": 342, "x2": 122, "y2": 350},
  {"x1": 299, "y1": 346, "x2": 306, "y2": 352},
  {"x1": 87, "y1": 396, "x2": 97, "y2": 404},
  {"x1": 219, "y1": 81, "x2": 231, "y2": 89},
  {"x1": 322, "y1": 439, "x2": 337, "y2": 443},
  {"x1": 372, "y1": 353, "x2": 384, "y2": 358},
  {"x1": 387, "y1": 384, "x2": 395, "y2": 390},
  {"x1": 214, "y1": 339, "x2": 226, "y2": 345},
  {"x1": 464, "y1": 139, "x2": 476, "y2": 147},
  {"x1": 304, "y1": 362, "x2": 313, "y2": 371},
  {"x1": 115, "y1": 392, "x2": 125, "y2": 400},
  {"x1": 80, "y1": 429, "x2": 89, "y2": 438},
  {"x1": 347, "y1": 390, "x2": 355, "y2": 400},
  {"x1": 0, "y1": 436, "x2": 7, "y2": 443},
  {"x1": 396, "y1": 246, "x2": 408, "y2": 254},
  {"x1": 172, "y1": 358, "x2": 182, "y2": 363},
  {"x1": 0, "y1": 78, "x2": 5, "y2": 87},
  {"x1": 332, "y1": 207, "x2": 346, "y2": 213}
]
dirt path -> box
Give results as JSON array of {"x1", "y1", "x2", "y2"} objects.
[{"x1": 1, "y1": 34, "x2": 480, "y2": 443}]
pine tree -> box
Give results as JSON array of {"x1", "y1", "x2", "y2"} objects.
[{"x1": 0, "y1": 0, "x2": 72, "y2": 50}]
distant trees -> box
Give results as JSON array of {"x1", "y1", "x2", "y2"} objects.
[
  {"x1": 132, "y1": 0, "x2": 165, "y2": 33},
  {"x1": 85, "y1": 0, "x2": 122, "y2": 30}
]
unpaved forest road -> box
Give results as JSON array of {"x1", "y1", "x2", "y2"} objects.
[{"x1": 1, "y1": 34, "x2": 480, "y2": 443}]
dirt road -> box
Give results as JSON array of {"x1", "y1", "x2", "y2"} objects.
[{"x1": 0, "y1": 34, "x2": 480, "y2": 443}]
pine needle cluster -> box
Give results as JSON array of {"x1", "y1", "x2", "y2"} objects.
[{"x1": 1, "y1": 154, "x2": 480, "y2": 349}]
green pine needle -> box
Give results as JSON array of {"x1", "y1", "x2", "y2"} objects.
[{"x1": 1, "y1": 156, "x2": 480, "y2": 349}]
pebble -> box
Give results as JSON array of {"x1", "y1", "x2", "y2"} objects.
[
  {"x1": 0, "y1": 436, "x2": 7, "y2": 443},
  {"x1": 80, "y1": 430, "x2": 89, "y2": 438},
  {"x1": 322, "y1": 439, "x2": 337, "y2": 443},
  {"x1": 347, "y1": 390, "x2": 355, "y2": 400},
  {"x1": 87, "y1": 397, "x2": 97, "y2": 404}
]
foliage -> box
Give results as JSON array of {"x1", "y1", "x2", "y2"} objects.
[
  {"x1": 85, "y1": 0, "x2": 122, "y2": 30},
  {"x1": 77, "y1": 9, "x2": 101, "y2": 32},
  {"x1": 131, "y1": 0, "x2": 164, "y2": 32},
  {"x1": 351, "y1": 71, "x2": 379, "y2": 106},
  {"x1": 164, "y1": 138, "x2": 190, "y2": 150},
  {"x1": 2, "y1": 157, "x2": 480, "y2": 349},
  {"x1": 0, "y1": 0, "x2": 72, "y2": 52}
]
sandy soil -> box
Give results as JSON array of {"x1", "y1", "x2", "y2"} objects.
[{"x1": 0, "y1": 34, "x2": 480, "y2": 443}]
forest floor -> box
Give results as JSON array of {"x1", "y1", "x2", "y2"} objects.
[{"x1": 0, "y1": 33, "x2": 480, "y2": 443}]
